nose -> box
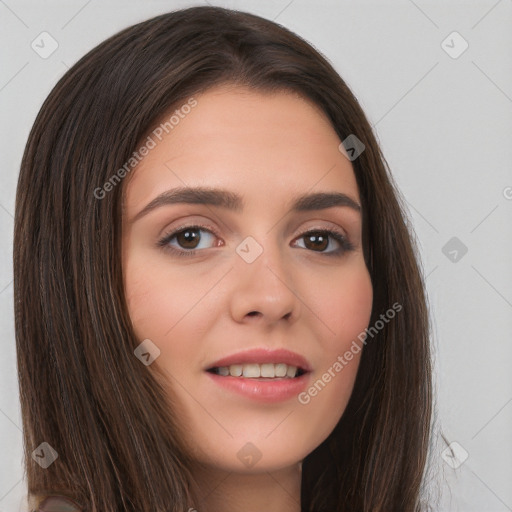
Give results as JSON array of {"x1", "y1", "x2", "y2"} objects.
[{"x1": 229, "y1": 237, "x2": 301, "y2": 326}]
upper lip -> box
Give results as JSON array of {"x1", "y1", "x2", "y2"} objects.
[{"x1": 206, "y1": 348, "x2": 313, "y2": 372}]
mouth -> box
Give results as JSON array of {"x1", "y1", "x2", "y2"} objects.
[
  {"x1": 205, "y1": 363, "x2": 311, "y2": 403},
  {"x1": 203, "y1": 348, "x2": 313, "y2": 402},
  {"x1": 206, "y1": 363, "x2": 309, "y2": 379}
]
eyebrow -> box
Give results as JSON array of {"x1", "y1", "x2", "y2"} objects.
[{"x1": 130, "y1": 186, "x2": 361, "y2": 223}]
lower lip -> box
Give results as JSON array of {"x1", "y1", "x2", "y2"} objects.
[{"x1": 205, "y1": 371, "x2": 311, "y2": 403}]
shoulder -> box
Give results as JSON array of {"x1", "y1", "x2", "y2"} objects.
[{"x1": 35, "y1": 495, "x2": 82, "y2": 512}]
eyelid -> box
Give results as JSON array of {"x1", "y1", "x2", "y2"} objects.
[
  {"x1": 293, "y1": 227, "x2": 355, "y2": 255},
  {"x1": 157, "y1": 221, "x2": 355, "y2": 258},
  {"x1": 161, "y1": 221, "x2": 221, "y2": 239},
  {"x1": 293, "y1": 220, "x2": 348, "y2": 238},
  {"x1": 157, "y1": 221, "x2": 222, "y2": 250},
  {"x1": 159, "y1": 217, "x2": 349, "y2": 241}
]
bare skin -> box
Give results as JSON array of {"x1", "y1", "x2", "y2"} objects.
[{"x1": 122, "y1": 84, "x2": 373, "y2": 512}]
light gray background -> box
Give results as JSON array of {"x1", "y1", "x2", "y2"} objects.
[{"x1": 1, "y1": 1, "x2": 511, "y2": 510}]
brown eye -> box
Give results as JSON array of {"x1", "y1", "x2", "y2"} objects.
[
  {"x1": 157, "y1": 225, "x2": 218, "y2": 256},
  {"x1": 294, "y1": 229, "x2": 355, "y2": 256},
  {"x1": 302, "y1": 231, "x2": 329, "y2": 251},
  {"x1": 175, "y1": 228, "x2": 202, "y2": 249}
]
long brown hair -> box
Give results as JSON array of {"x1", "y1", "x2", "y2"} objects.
[{"x1": 14, "y1": 6, "x2": 432, "y2": 511}]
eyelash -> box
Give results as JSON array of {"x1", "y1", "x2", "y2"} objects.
[{"x1": 157, "y1": 223, "x2": 355, "y2": 258}]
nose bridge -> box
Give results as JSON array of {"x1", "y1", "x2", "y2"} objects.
[
  {"x1": 240, "y1": 228, "x2": 289, "y2": 280},
  {"x1": 230, "y1": 230, "x2": 300, "y2": 323}
]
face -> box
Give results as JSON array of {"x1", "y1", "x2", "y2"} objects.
[{"x1": 122, "y1": 85, "x2": 373, "y2": 474}]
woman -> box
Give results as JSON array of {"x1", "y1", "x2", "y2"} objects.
[{"x1": 14, "y1": 6, "x2": 432, "y2": 512}]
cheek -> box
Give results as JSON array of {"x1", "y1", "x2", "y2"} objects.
[
  {"x1": 123, "y1": 252, "x2": 217, "y2": 363},
  {"x1": 307, "y1": 267, "x2": 371, "y2": 373},
  {"x1": 297, "y1": 269, "x2": 372, "y2": 441},
  {"x1": 299, "y1": 350, "x2": 362, "y2": 447},
  {"x1": 123, "y1": 250, "x2": 169, "y2": 339},
  {"x1": 309, "y1": 263, "x2": 373, "y2": 343}
]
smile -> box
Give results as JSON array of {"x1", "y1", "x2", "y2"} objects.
[{"x1": 207, "y1": 362, "x2": 306, "y2": 379}]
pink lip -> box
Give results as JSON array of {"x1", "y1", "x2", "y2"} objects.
[
  {"x1": 205, "y1": 371, "x2": 311, "y2": 403},
  {"x1": 206, "y1": 348, "x2": 312, "y2": 372}
]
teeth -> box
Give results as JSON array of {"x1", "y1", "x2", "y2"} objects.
[
  {"x1": 230, "y1": 364, "x2": 243, "y2": 377},
  {"x1": 217, "y1": 366, "x2": 230, "y2": 376},
  {"x1": 260, "y1": 363, "x2": 275, "y2": 377},
  {"x1": 214, "y1": 363, "x2": 300, "y2": 378},
  {"x1": 286, "y1": 365, "x2": 297, "y2": 378},
  {"x1": 243, "y1": 364, "x2": 260, "y2": 378},
  {"x1": 275, "y1": 363, "x2": 287, "y2": 377}
]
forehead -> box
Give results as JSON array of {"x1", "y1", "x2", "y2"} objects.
[{"x1": 123, "y1": 85, "x2": 359, "y2": 212}]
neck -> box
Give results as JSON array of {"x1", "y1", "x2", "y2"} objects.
[{"x1": 189, "y1": 461, "x2": 302, "y2": 512}]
